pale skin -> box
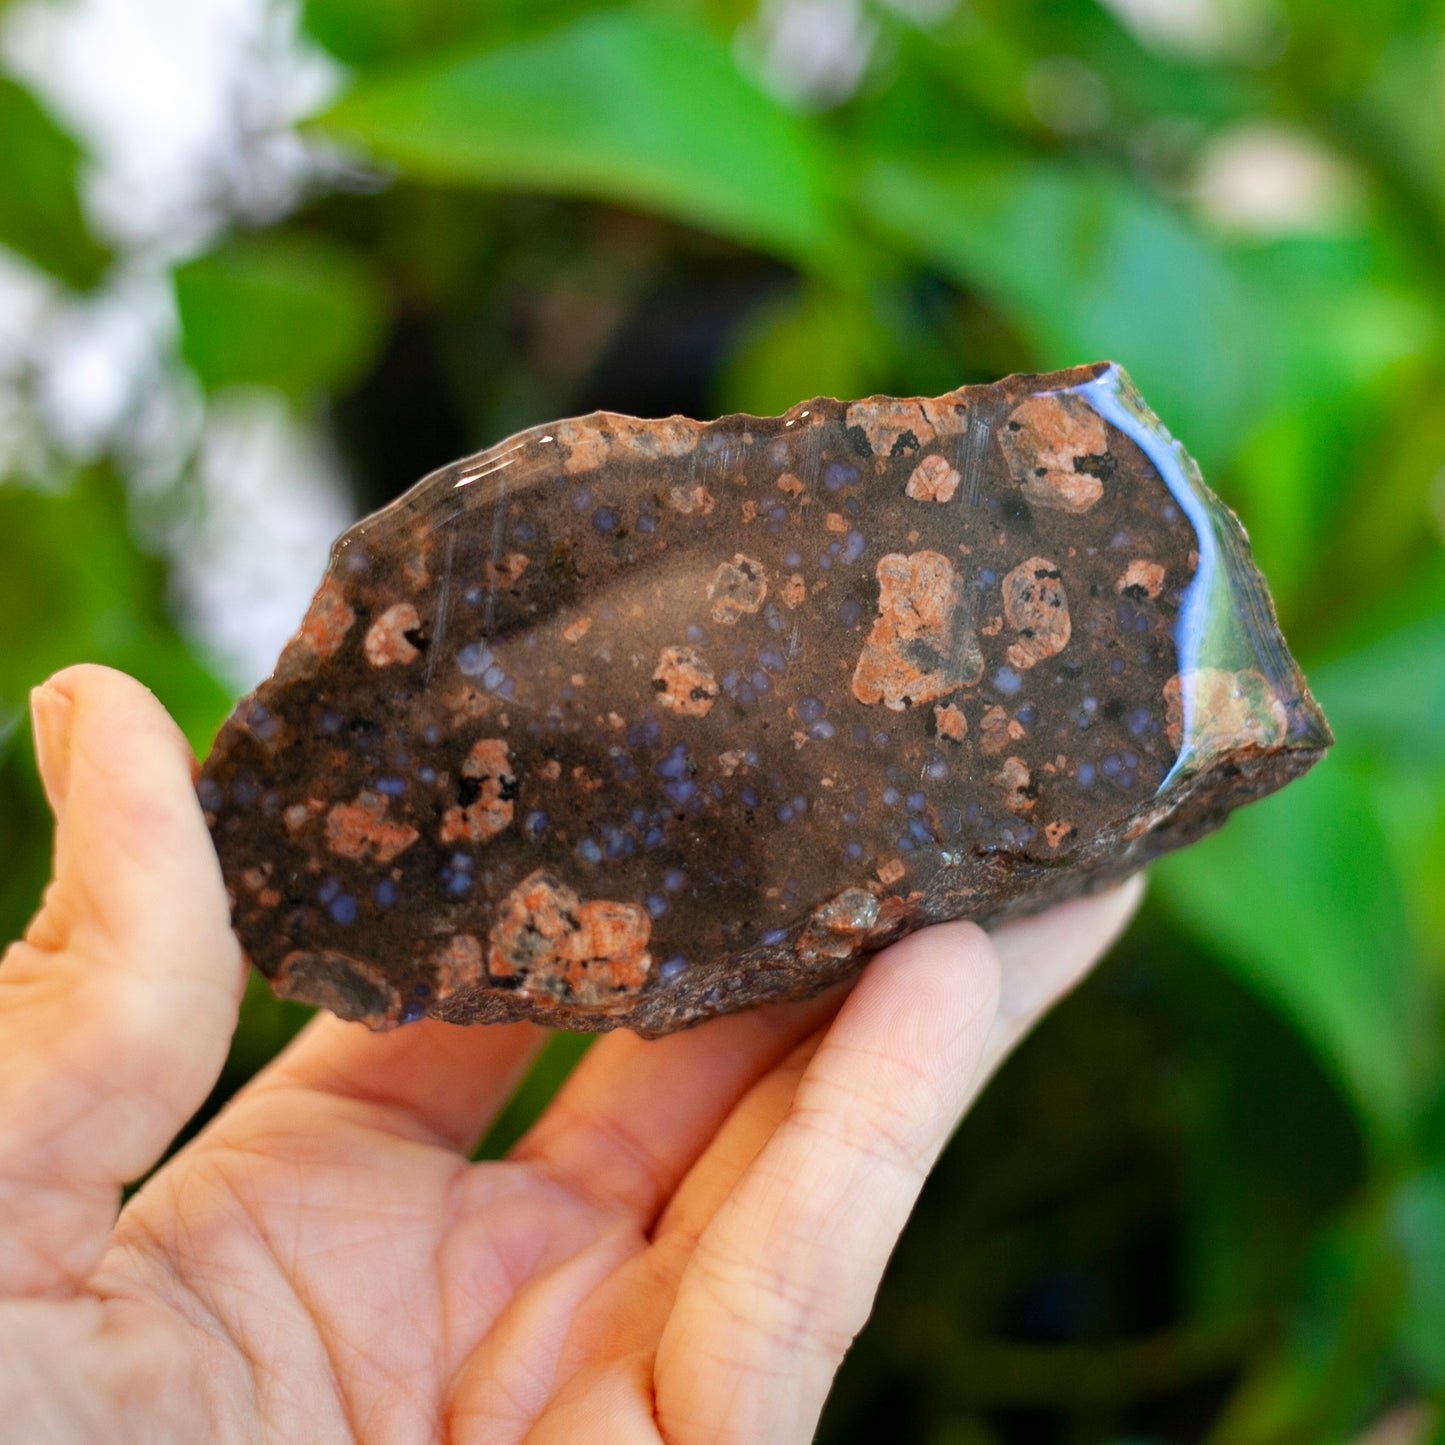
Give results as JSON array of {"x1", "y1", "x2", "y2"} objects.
[{"x1": 0, "y1": 665, "x2": 1142, "y2": 1444}]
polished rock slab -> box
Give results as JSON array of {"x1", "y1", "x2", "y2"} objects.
[{"x1": 198, "y1": 362, "x2": 1331, "y2": 1035}]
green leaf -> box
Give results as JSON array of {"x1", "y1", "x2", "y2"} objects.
[
  {"x1": 1223, "y1": 238, "x2": 1437, "y2": 622},
  {"x1": 857, "y1": 154, "x2": 1251, "y2": 470},
  {"x1": 1312, "y1": 611, "x2": 1445, "y2": 768},
  {"x1": 302, "y1": 0, "x2": 483, "y2": 67},
  {"x1": 0, "y1": 470, "x2": 230, "y2": 752},
  {"x1": 301, "y1": 0, "x2": 593, "y2": 67},
  {"x1": 1155, "y1": 757, "x2": 1419, "y2": 1149},
  {"x1": 0, "y1": 76, "x2": 110, "y2": 290},
  {"x1": 173, "y1": 234, "x2": 388, "y2": 402},
  {"x1": 316, "y1": 11, "x2": 854, "y2": 275}
]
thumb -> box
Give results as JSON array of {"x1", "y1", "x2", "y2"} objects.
[{"x1": 0, "y1": 665, "x2": 244, "y2": 1295}]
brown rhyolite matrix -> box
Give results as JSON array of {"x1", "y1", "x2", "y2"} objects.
[{"x1": 199, "y1": 362, "x2": 1332, "y2": 1036}]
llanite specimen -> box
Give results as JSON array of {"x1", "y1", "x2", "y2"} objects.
[{"x1": 199, "y1": 362, "x2": 1331, "y2": 1036}]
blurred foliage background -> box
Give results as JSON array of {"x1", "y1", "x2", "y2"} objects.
[{"x1": 1, "y1": 0, "x2": 1443, "y2": 1439}]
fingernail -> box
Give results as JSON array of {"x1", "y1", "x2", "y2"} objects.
[{"x1": 30, "y1": 682, "x2": 75, "y2": 815}]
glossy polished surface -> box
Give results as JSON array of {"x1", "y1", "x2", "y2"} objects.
[{"x1": 199, "y1": 362, "x2": 1331, "y2": 1034}]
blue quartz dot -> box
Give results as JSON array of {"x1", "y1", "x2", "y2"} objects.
[
  {"x1": 656, "y1": 743, "x2": 691, "y2": 780},
  {"x1": 663, "y1": 778, "x2": 698, "y2": 806},
  {"x1": 374, "y1": 878, "x2": 399, "y2": 908},
  {"x1": 1102, "y1": 754, "x2": 1123, "y2": 778},
  {"x1": 197, "y1": 778, "x2": 223, "y2": 811},
  {"x1": 845, "y1": 841, "x2": 864, "y2": 861},
  {"x1": 446, "y1": 872, "x2": 473, "y2": 896},
  {"x1": 810, "y1": 720, "x2": 837, "y2": 740},
  {"x1": 645, "y1": 894, "x2": 669, "y2": 918},
  {"x1": 576, "y1": 838, "x2": 603, "y2": 863},
  {"x1": 456, "y1": 642, "x2": 493, "y2": 676},
  {"x1": 797, "y1": 696, "x2": 825, "y2": 724},
  {"x1": 663, "y1": 868, "x2": 687, "y2": 893},
  {"x1": 907, "y1": 791, "x2": 928, "y2": 812},
  {"x1": 244, "y1": 702, "x2": 278, "y2": 742},
  {"x1": 686, "y1": 624, "x2": 709, "y2": 645},
  {"x1": 883, "y1": 787, "x2": 901, "y2": 807},
  {"x1": 375, "y1": 776, "x2": 407, "y2": 797},
  {"x1": 636, "y1": 514, "x2": 657, "y2": 534},
  {"x1": 994, "y1": 667, "x2": 1023, "y2": 695},
  {"x1": 762, "y1": 928, "x2": 790, "y2": 946},
  {"x1": 525, "y1": 810, "x2": 549, "y2": 836},
  {"x1": 570, "y1": 488, "x2": 592, "y2": 512},
  {"x1": 592, "y1": 506, "x2": 619, "y2": 532},
  {"x1": 842, "y1": 531, "x2": 866, "y2": 564},
  {"x1": 329, "y1": 894, "x2": 358, "y2": 925},
  {"x1": 740, "y1": 786, "x2": 760, "y2": 808},
  {"x1": 659, "y1": 956, "x2": 689, "y2": 983},
  {"x1": 402, "y1": 1000, "x2": 426, "y2": 1024},
  {"x1": 1077, "y1": 762, "x2": 1096, "y2": 786}
]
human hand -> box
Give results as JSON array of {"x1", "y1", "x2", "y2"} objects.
[{"x1": 1, "y1": 665, "x2": 1141, "y2": 1444}]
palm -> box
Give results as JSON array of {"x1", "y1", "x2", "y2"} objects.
[
  {"x1": 103, "y1": 1001, "x2": 847, "y2": 1442},
  {"x1": 1, "y1": 667, "x2": 1140, "y2": 1443}
]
